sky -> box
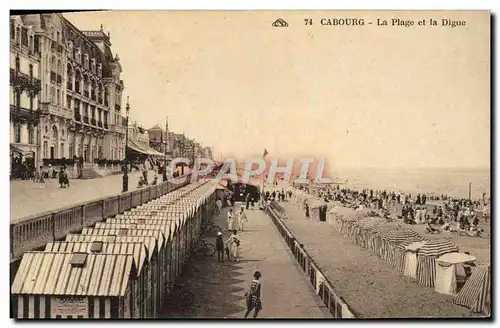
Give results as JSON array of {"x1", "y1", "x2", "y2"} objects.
[{"x1": 64, "y1": 10, "x2": 490, "y2": 170}]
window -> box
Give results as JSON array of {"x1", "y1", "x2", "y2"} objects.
[
  {"x1": 16, "y1": 27, "x2": 20, "y2": 42},
  {"x1": 15, "y1": 92, "x2": 21, "y2": 108},
  {"x1": 15, "y1": 56, "x2": 20, "y2": 71},
  {"x1": 21, "y1": 28, "x2": 28, "y2": 47},
  {"x1": 60, "y1": 143, "x2": 64, "y2": 158},
  {"x1": 34, "y1": 35, "x2": 39, "y2": 53},
  {"x1": 57, "y1": 90, "x2": 60, "y2": 105},
  {"x1": 69, "y1": 144, "x2": 73, "y2": 157},
  {"x1": 10, "y1": 21, "x2": 14, "y2": 39},
  {"x1": 43, "y1": 141, "x2": 48, "y2": 158},
  {"x1": 28, "y1": 125, "x2": 34, "y2": 144},
  {"x1": 29, "y1": 36, "x2": 33, "y2": 52},
  {"x1": 29, "y1": 64, "x2": 33, "y2": 78},
  {"x1": 14, "y1": 124, "x2": 21, "y2": 143},
  {"x1": 50, "y1": 86, "x2": 55, "y2": 103},
  {"x1": 57, "y1": 32, "x2": 60, "y2": 43}
]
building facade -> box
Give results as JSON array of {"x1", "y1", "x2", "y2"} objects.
[
  {"x1": 17, "y1": 13, "x2": 126, "y2": 167},
  {"x1": 10, "y1": 16, "x2": 42, "y2": 174}
]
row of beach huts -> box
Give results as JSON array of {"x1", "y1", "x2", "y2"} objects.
[
  {"x1": 292, "y1": 191, "x2": 491, "y2": 317},
  {"x1": 11, "y1": 180, "x2": 218, "y2": 319}
]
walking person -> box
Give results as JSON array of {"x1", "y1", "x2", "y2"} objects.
[
  {"x1": 225, "y1": 230, "x2": 240, "y2": 262},
  {"x1": 238, "y1": 208, "x2": 248, "y2": 231},
  {"x1": 244, "y1": 271, "x2": 263, "y2": 318},
  {"x1": 215, "y1": 232, "x2": 225, "y2": 263},
  {"x1": 227, "y1": 209, "x2": 234, "y2": 230},
  {"x1": 216, "y1": 199, "x2": 223, "y2": 214},
  {"x1": 37, "y1": 165, "x2": 46, "y2": 188},
  {"x1": 245, "y1": 193, "x2": 251, "y2": 210}
]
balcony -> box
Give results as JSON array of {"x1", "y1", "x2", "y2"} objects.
[
  {"x1": 74, "y1": 111, "x2": 81, "y2": 121},
  {"x1": 50, "y1": 71, "x2": 56, "y2": 83},
  {"x1": 10, "y1": 105, "x2": 38, "y2": 123},
  {"x1": 115, "y1": 104, "x2": 121, "y2": 111},
  {"x1": 84, "y1": 91, "x2": 89, "y2": 98},
  {"x1": 104, "y1": 122, "x2": 109, "y2": 129},
  {"x1": 91, "y1": 118, "x2": 96, "y2": 126},
  {"x1": 83, "y1": 116, "x2": 89, "y2": 124},
  {"x1": 98, "y1": 121, "x2": 103, "y2": 128},
  {"x1": 56, "y1": 74, "x2": 62, "y2": 85},
  {"x1": 67, "y1": 81, "x2": 73, "y2": 91}
]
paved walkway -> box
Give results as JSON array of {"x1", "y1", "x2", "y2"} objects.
[
  {"x1": 162, "y1": 204, "x2": 331, "y2": 318},
  {"x1": 10, "y1": 170, "x2": 156, "y2": 220}
]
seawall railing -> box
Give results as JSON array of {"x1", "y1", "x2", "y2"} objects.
[
  {"x1": 10, "y1": 174, "x2": 193, "y2": 263},
  {"x1": 266, "y1": 203, "x2": 356, "y2": 319}
]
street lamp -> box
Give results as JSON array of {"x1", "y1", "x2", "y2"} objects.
[{"x1": 122, "y1": 96, "x2": 131, "y2": 192}]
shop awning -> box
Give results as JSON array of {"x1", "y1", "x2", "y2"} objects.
[
  {"x1": 127, "y1": 140, "x2": 149, "y2": 155},
  {"x1": 127, "y1": 140, "x2": 166, "y2": 157},
  {"x1": 145, "y1": 146, "x2": 165, "y2": 157},
  {"x1": 10, "y1": 145, "x2": 34, "y2": 157}
]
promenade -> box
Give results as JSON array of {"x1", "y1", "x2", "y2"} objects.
[
  {"x1": 162, "y1": 204, "x2": 331, "y2": 318},
  {"x1": 10, "y1": 170, "x2": 155, "y2": 220}
]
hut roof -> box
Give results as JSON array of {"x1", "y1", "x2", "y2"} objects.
[
  {"x1": 384, "y1": 229, "x2": 423, "y2": 243},
  {"x1": 45, "y1": 241, "x2": 148, "y2": 274},
  {"x1": 81, "y1": 227, "x2": 165, "y2": 250},
  {"x1": 65, "y1": 234, "x2": 157, "y2": 262},
  {"x1": 92, "y1": 224, "x2": 167, "y2": 247},
  {"x1": 11, "y1": 252, "x2": 135, "y2": 297},
  {"x1": 418, "y1": 239, "x2": 459, "y2": 257},
  {"x1": 436, "y1": 252, "x2": 476, "y2": 265}
]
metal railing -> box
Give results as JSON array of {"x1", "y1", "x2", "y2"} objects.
[
  {"x1": 10, "y1": 174, "x2": 193, "y2": 262},
  {"x1": 266, "y1": 206, "x2": 356, "y2": 318}
]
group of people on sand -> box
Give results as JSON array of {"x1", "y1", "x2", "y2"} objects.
[{"x1": 296, "y1": 183, "x2": 489, "y2": 238}]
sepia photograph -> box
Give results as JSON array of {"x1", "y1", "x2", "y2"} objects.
[{"x1": 8, "y1": 8, "x2": 491, "y2": 319}]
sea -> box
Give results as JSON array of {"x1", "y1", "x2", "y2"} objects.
[{"x1": 329, "y1": 167, "x2": 491, "y2": 200}]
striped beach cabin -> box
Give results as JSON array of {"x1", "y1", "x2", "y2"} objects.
[{"x1": 416, "y1": 239, "x2": 459, "y2": 287}]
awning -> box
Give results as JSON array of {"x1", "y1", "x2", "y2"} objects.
[
  {"x1": 10, "y1": 144, "x2": 35, "y2": 157},
  {"x1": 127, "y1": 140, "x2": 149, "y2": 155},
  {"x1": 145, "y1": 146, "x2": 164, "y2": 157}
]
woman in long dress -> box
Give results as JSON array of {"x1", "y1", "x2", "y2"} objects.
[
  {"x1": 239, "y1": 209, "x2": 248, "y2": 231},
  {"x1": 225, "y1": 230, "x2": 240, "y2": 262},
  {"x1": 227, "y1": 209, "x2": 234, "y2": 230}
]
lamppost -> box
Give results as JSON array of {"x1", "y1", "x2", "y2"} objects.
[
  {"x1": 163, "y1": 117, "x2": 168, "y2": 182},
  {"x1": 122, "y1": 96, "x2": 131, "y2": 192}
]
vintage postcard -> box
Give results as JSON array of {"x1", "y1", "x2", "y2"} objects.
[{"x1": 9, "y1": 10, "x2": 490, "y2": 319}]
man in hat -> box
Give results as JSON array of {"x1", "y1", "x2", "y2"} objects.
[{"x1": 215, "y1": 231, "x2": 225, "y2": 263}]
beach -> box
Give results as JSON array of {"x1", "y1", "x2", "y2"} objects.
[{"x1": 331, "y1": 167, "x2": 490, "y2": 199}]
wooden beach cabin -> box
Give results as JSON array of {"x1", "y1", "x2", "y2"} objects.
[
  {"x1": 44, "y1": 241, "x2": 148, "y2": 318},
  {"x1": 64, "y1": 234, "x2": 157, "y2": 318},
  {"x1": 11, "y1": 252, "x2": 137, "y2": 319}
]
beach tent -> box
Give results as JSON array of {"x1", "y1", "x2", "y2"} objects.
[
  {"x1": 403, "y1": 241, "x2": 428, "y2": 279},
  {"x1": 383, "y1": 229, "x2": 424, "y2": 268},
  {"x1": 434, "y1": 252, "x2": 476, "y2": 296},
  {"x1": 309, "y1": 199, "x2": 327, "y2": 221},
  {"x1": 368, "y1": 225, "x2": 399, "y2": 258},
  {"x1": 353, "y1": 217, "x2": 383, "y2": 249},
  {"x1": 453, "y1": 264, "x2": 491, "y2": 316},
  {"x1": 416, "y1": 239, "x2": 459, "y2": 287}
]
